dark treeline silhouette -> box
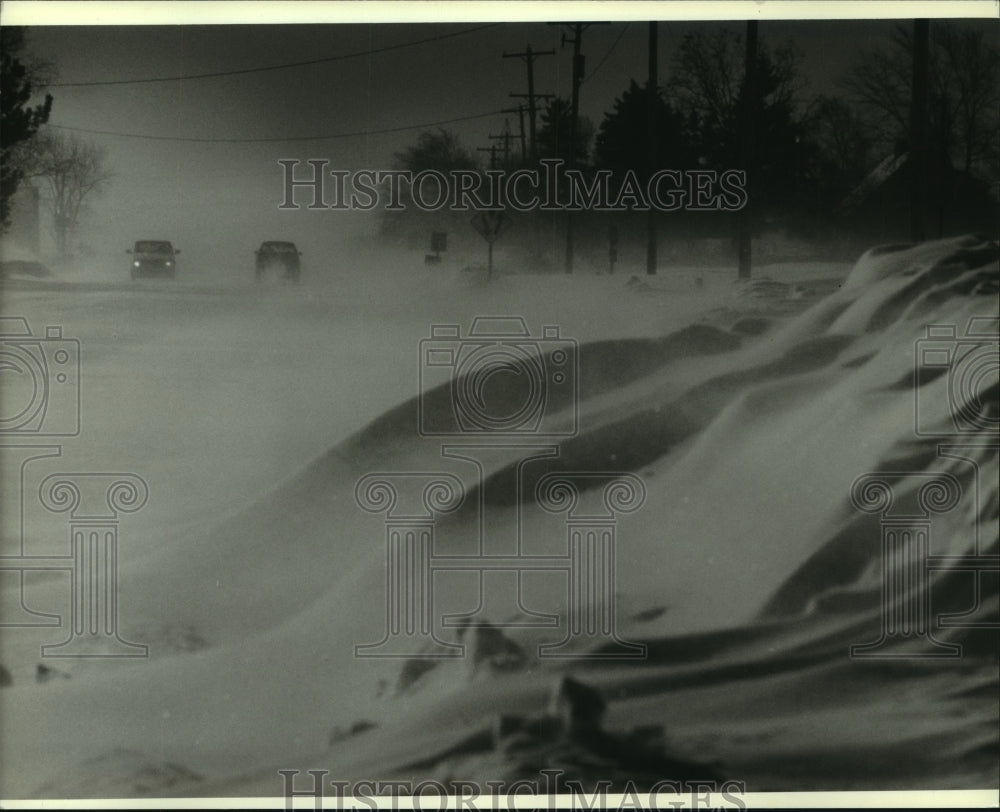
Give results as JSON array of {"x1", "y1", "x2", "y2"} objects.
[{"x1": 384, "y1": 20, "x2": 999, "y2": 268}]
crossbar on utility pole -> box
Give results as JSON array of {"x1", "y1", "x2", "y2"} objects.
[
  {"x1": 508, "y1": 92, "x2": 555, "y2": 156},
  {"x1": 503, "y1": 45, "x2": 556, "y2": 157},
  {"x1": 477, "y1": 144, "x2": 499, "y2": 170},
  {"x1": 488, "y1": 122, "x2": 513, "y2": 167},
  {"x1": 501, "y1": 105, "x2": 528, "y2": 163}
]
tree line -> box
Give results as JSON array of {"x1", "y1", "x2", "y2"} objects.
[
  {"x1": 3, "y1": 22, "x2": 997, "y2": 259},
  {"x1": 385, "y1": 22, "x2": 999, "y2": 253}
]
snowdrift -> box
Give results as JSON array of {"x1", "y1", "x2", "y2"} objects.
[{"x1": 1, "y1": 235, "x2": 997, "y2": 798}]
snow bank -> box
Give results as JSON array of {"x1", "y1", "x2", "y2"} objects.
[{"x1": 1, "y1": 236, "x2": 996, "y2": 798}]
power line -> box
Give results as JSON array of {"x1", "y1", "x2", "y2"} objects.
[
  {"x1": 48, "y1": 24, "x2": 500, "y2": 88},
  {"x1": 582, "y1": 22, "x2": 630, "y2": 84},
  {"x1": 46, "y1": 110, "x2": 504, "y2": 143}
]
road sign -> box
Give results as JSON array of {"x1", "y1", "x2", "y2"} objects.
[
  {"x1": 470, "y1": 211, "x2": 511, "y2": 244},
  {"x1": 469, "y1": 211, "x2": 512, "y2": 282}
]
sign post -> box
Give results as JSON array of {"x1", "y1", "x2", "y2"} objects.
[
  {"x1": 425, "y1": 231, "x2": 447, "y2": 265},
  {"x1": 470, "y1": 211, "x2": 511, "y2": 282}
]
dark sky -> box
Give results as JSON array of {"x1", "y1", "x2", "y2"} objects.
[{"x1": 12, "y1": 13, "x2": 998, "y2": 265}]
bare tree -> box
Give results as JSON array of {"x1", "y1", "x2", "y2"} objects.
[
  {"x1": 25, "y1": 130, "x2": 112, "y2": 255},
  {"x1": 806, "y1": 95, "x2": 877, "y2": 191},
  {"x1": 840, "y1": 26, "x2": 912, "y2": 153},
  {"x1": 842, "y1": 21, "x2": 999, "y2": 175},
  {"x1": 935, "y1": 25, "x2": 1000, "y2": 174},
  {"x1": 667, "y1": 27, "x2": 814, "y2": 223},
  {"x1": 669, "y1": 27, "x2": 803, "y2": 145}
]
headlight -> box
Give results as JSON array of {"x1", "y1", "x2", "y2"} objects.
[
  {"x1": 133, "y1": 261, "x2": 140, "y2": 267},
  {"x1": 166, "y1": 260, "x2": 173, "y2": 266}
]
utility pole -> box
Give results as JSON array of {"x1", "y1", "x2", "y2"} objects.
[
  {"x1": 477, "y1": 144, "x2": 499, "y2": 170},
  {"x1": 550, "y1": 22, "x2": 608, "y2": 274},
  {"x1": 504, "y1": 45, "x2": 556, "y2": 157},
  {"x1": 508, "y1": 91, "x2": 553, "y2": 158},
  {"x1": 737, "y1": 19, "x2": 757, "y2": 280},
  {"x1": 564, "y1": 24, "x2": 584, "y2": 274},
  {"x1": 910, "y1": 19, "x2": 929, "y2": 243},
  {"x1": 646, "y1": 21, "x2": 658, "y2": 276},
  {"x1": 501, "y1": 105, "x2": 528, "y2": 163},
  {"x1": 488, "y1": 121, "x2": 513, "y2": 167}
]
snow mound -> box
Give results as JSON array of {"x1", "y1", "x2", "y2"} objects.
[{"x1": 2, "y1": 235, "x2": 997, "y2": 798}]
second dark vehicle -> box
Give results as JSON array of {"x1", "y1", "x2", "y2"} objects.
[{"x1": 254, "y1": 241, "x2": 302, "y2": 283}]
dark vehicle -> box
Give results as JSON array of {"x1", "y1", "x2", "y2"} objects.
[
  {"x1": 127, "y1": 240, "x2": 179, "y2": 279},
  {"x1": 255, "y1": 241, "x2": 301, "y2": 283}
]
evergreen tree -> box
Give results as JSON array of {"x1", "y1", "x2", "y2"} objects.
[
  {"x1": 594, "y1": 79, "x2": 691, "y2": 180},
  {"x1": 1, "y1": 28, "x2": 53, "y2": 229}
]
